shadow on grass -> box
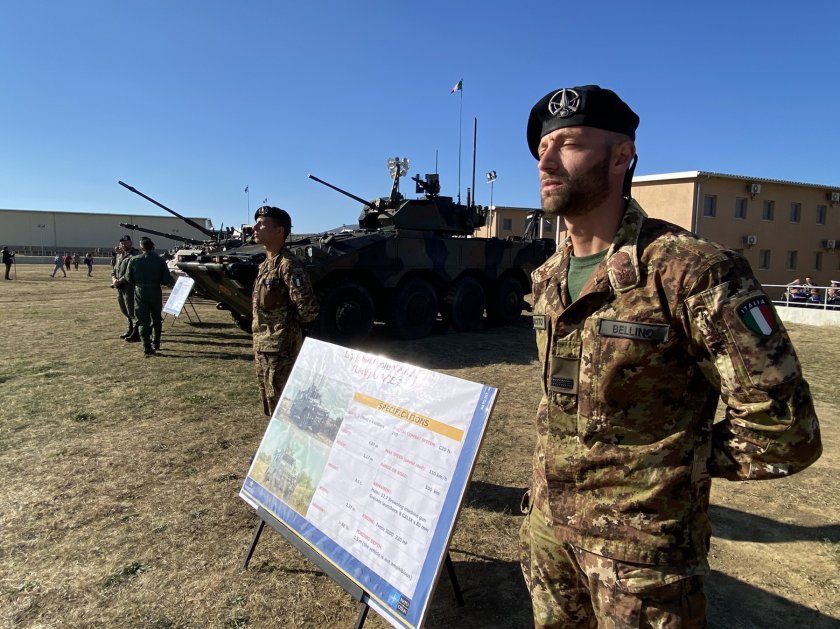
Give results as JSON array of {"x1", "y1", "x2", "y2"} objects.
[
  {"x1": 710, "y1": 504, "x2": 840, "y2": 543},
  {"x1": 358, "y1": 320, "x2": 537, "y2": 370},
  {"x1": 707, "y1": 570, "x2": 836, "y2": 628},
  {"x1": 465, "y1": 481, "x2": 528, "y2": 515},
  {"x1": 424, "y1": 556, "x2": 532, "y2": 628}
]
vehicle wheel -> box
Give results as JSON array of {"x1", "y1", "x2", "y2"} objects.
[
  {"x1": 487, "y1": 275, "x2": 525, "y2": 325},
  {"x1": 442, "y1": 276, "x2": 485, "y2": 332},
  {"x1": 316, "y1": 281, "x2": 375, "y2": 345},
  {"x1": 389, "y1": 279, "x2": 438, "y2": 340}
]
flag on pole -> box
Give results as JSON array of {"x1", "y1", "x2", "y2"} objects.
[
  {"x1": 450, "y1": 79, "x2": 463, "y2": 94},
  {"x1": 244, "y1": 185, "x2": 249, "y2": 193}
]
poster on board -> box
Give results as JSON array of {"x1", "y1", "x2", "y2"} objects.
[
  {"x1": 240, "y1": 338, "x2": 497, "y2": 629},
  {"x1": 162, "y1": 276, "x2": 195, "y2": 317}
]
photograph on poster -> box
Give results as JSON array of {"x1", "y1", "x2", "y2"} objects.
[{"x1": 240, "y1": 338, "x2": 496, "y2": 629}]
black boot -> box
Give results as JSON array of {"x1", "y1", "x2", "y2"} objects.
[
  {"x1": 125, "y1": 329, "x2": 141, "y2": 343},
  {"x1": 144, "y1": 345, "x2": 156, "y2": 357},
  {"x1": 153, "y1": 339, "x2": 161, "y2": 351},
  {"x1": 119, "y1": 326, "x2": 134, "y2": 339}
]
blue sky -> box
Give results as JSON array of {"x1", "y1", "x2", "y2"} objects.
[{"x1": 2, "y1": 1, "x2": 838, "y2": 234}]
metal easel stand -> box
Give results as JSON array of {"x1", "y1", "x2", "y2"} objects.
[
  {"x1": 162, "y1": 297, "x2": 202, "y2": 329},
  {"x1": 241, "y1": 506, "x2": 464, "y2": 628}
]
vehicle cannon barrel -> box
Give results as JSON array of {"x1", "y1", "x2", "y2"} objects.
[
  {"x1": 118, "y1": 180, "x2": 217, "y2": 239},
  {"x1": 307, "y1": 174, "x2": 376, "y2": 210},
  {"x1": 119, "y1": 223, "x2": 206, "y2": 246}
]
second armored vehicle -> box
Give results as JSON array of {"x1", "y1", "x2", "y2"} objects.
[{"x1": 177, "y1": 159, "x2": 556, "y2": 345}]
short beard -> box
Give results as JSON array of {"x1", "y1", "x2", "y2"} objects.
[{"x1": 541, "y1": 150, "x2": 612, "y2": 218}]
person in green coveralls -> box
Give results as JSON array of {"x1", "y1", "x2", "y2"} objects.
[
  {"x1": 126, "y1": 237, "x2": 175, "y2": 357},
  {"x1": 112, "y1": 235, "x2": 140, "y2": 341}
]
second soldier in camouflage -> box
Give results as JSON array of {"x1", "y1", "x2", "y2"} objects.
[{"x1": 251, "y1": 205, "x2": 319, "y2": 417}]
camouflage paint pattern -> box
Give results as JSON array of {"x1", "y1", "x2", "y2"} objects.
[{"x1": 527, "y1": 200, "x2": 822, "y2": 566}]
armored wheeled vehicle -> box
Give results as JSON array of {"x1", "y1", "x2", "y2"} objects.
[{"x1": 176, "y1": 158, "x2": 556, "y2": 345}]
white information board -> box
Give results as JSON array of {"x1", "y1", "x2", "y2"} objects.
[
  {"x1": 162, "y1": 276, "x2": 195, "y2": 317},
  {"x1": 240, "y1": 338, "x2": 497, "y2": 628}
]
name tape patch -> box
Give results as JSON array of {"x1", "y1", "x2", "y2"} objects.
[
  {"x1": 533, "y1": 315, "x2": 546, "y2": 330},
  {"x1": 598, "y1": 319, "x2": 669, "y2": 342}
]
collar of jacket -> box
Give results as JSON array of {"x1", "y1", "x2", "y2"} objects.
[{"x1": 533, "y1": 199, "x2": 646, "y2": 295}]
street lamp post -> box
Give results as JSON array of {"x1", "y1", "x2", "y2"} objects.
[{"x1": 486, "y1": 171, "x2": 497, "y2": 235}]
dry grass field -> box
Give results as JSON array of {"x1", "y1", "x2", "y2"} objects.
[{"x1": 1, "y1": 264, "x2": 838, "y2": 628}]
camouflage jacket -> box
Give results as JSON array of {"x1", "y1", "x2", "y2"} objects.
[
  {"x1": 125, "y1": 251, "x2": 173, "y2": 293},
  {"x1": 252, "y1": 249, "x2": 319, "y2": 354},
  {"x1": 112, "y1": 247, "x2": 139, "y2": 286},
  {"x1": 530, "y1": 199, "x2": 821, "y2": 565}
]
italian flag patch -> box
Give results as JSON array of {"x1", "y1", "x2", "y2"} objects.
[{"x1": 736, "y1": 295, "x2": 776, "y2": 336}]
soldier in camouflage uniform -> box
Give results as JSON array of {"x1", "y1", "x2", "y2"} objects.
[
  {"x1": 519, "y1": 85, "x2": 822, "y2": 628},
  {"x1": 252, "y1": 206, "x2": 319, "y2": 417},
  {"x1": 126, "y1": 237, "x2": 174, "y2": 357},
  {"x1": 111, "y1": 235, "x2": 140, "y2": 342}
]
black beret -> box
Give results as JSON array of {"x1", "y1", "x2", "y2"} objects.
[
  {"x1": 119, "y1": 234, "x2": 132, "y2": 242},
  {"x1": 254, "y1": 205, "x2": 290, "y2": 223},
  {"x1": 527, "y1": 85, "x2": 639, "y2": 159}
]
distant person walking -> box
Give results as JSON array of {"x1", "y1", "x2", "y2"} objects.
[
  {"x1": 63, "y1": 254, "x2": 72, "y2": 271},
  {"x1": 84, "y1": 252, "x2": 94, "y2": 276},
  {"x1": 73, "y1": 252, "x2": 80, "y2": 270},
  {"x1": 51, "y1": 254, "x2": 67, "y2": 278},
  {"x1": 126, "y1": 237, "x2": 174, "y2": 357},
  {"x1": 2, "y1": 247, "x2": 14, "y2": 280}
]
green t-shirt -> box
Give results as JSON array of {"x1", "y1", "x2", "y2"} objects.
[{"x1": 567, "y1": 249, "x2": 608, "y2": 302}]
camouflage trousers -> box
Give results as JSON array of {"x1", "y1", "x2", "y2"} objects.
[
  {"x1": 255, "y1": 352, "x2": 294, "y2": 417},
  {"x1": 519, "y1": 495, "x2": 707, "y2": 628}
]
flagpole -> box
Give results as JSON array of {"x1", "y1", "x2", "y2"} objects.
[
  {"x1": 245, "y1": 186, "x2": 250, "y2": 224},
  {"x1": 457, "y1": 86, "x2": 463, "y2": 205}
]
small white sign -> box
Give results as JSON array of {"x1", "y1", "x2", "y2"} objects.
[{"x1": 162, "y1": 276, "x2": 195, "y2": 317}]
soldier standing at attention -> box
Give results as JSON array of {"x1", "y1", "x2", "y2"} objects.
[
  {"x1": 126, "y1": 237, "x2": 174, "y2": 357},
  {"x1": 111, "y1": 235, "x2": 140, "y2": 342},
  {"x1": 252, "y1": 206, "x2": 319, "y2": 417},
  {"x1": 519, "y1": 85, "x2": 822, "y2": 628}
]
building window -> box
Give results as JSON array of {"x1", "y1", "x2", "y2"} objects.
[
  {"x1": 816, "y1": 204, "x2": 827, "y2": 225},
  {"x1": 814, "y1": 251, "x2": 823, "y2": 271},
  {"x1": 703, "y1": 195, "x2": 717, "y2": 217},
  {"x1": 502, "y1": 218, "x2": 512, "y2": 231},
  {"x1": 762, "y1": 200, "x2": 775, "y2": 221},
  {"x1": 790, "y1": 202, "x2": 801, "y2": 223},
  {"x1": 759, "y1": 249, "x2": 771, "y2": 269},
  {"x1": 786, "y1": 250, "x2": 797, "y2": 270},
  {"x1": 735, "y1": 197, "x2": 747, "y2": 219}
]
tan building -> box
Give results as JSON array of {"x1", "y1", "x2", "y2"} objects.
[
  {"x1": 474, "y1": 205, "x2": 557, "y2": 241},
  {"x1": 0, "y1": 208, "x2": 214, "y2": 254},
  {"x1": 632, "y1": 172, "x2": 840, "y2": 287}
]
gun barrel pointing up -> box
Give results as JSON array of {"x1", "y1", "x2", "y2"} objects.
[
  {"x1": 307, "y1": 174, "x2": 376, "y2": 210},
  {"x1": 118, "y1": 180, "x2": 217, "y2": 238}
]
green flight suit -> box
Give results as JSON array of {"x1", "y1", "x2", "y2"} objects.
[
  {"x1": 113, "y1": 247, "x2": 140, "y2": 330},
  {"x1": 126, "y1": 251, "x2": 174, "y2": 351}
]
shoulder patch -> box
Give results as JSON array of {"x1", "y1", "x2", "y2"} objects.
[
  {"x1": 736, "y1": 294, "x2": 776, "y2": 336},
  {"x1": 533, "y1": 315, "x2": 546, "y2": 330}
]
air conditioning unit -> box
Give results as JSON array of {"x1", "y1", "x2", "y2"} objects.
[
  {"x1": 742, "y1": 234, "x2": 758, "y2": 246},
  {"x1": 829, "y1": 191, "x2": 840, "y2": 203},
  {"x1": 824, "y1": 239, "x2": 837, "y2": 249},
  {"x1": 748, "y1": 183, "x2": 761, "y2": 196}
]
